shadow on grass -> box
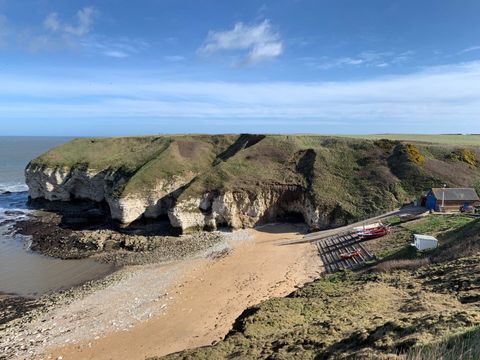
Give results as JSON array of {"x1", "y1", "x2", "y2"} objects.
[{"x1": 407, "y1": 326, "x2": 480, "y2": 360}]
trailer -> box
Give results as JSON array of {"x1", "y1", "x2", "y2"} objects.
[
  {"x1": 412, "y1": 234, "x2": 438, "y2": 251},
  {"x1": 354, "y1": 223, "x2": 389, "y2": 240},
  {"x1": 316, "y1": 232, "x2": 375, "y2": 273}
]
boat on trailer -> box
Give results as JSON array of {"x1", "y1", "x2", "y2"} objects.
[{"x1": 355, "y1": 222, "x2": 389, "y2": 240}]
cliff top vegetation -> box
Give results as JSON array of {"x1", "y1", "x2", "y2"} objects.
[{"x1": 29, "y1": 134, "x2": 480, "y2": 223}]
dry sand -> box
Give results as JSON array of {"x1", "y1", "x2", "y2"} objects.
[{"x1": 41, "y1": 224, "x2": 322, "y2": 360}]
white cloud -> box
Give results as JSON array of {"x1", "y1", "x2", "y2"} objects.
[
  {"x1": 1, "y1": 61, "x2": 480, "y2": 129},
  {"x1": 316, "y1": 56, "x2": 364, "y2": 69},
  {"x1": 199, "y1": 20, "x2": 283, "y2": 64},
  {"x1": 43, "y1": 13, "x2": 60, "y2": 32},
  {"x1": 391, "y1": 50, "x2": 415, "y2": 64},
  {"x1": 315, "y1": 51, "x2": 413, "y2": 69},
  {"x1": 0, "y1": 7, "x2": 149, "y2": 58},
  {"x1": 65, "y1": 7, "x2": 95, "y2": 36},
  {"x1": 164, "y1": 55, "x2": 186, "y2": 62},
  {"x1": 102, "y1": 50, "x2": 129, "y2": 58},
  {"x1": 461, "y1": 46, "x2": 480, "y2": 54},
  {"x1": 80, "y1": 36, "x2": 149, "y2": 58},
  {"x1": 44, "y1": 6, "x2": 95, "y2": 37},
  {"x1": 246, "y1": 42, "x2": 282, "y2": 64}
]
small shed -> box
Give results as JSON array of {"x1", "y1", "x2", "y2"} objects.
[
  {"x1": 425, "y1": 188, "x2": 480, "y2": 212},
  {"x1": 412, "y1": 234, "x2": 438, "y2": 251}
]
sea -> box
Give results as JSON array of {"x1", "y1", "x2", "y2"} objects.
[{"x1": 0, "y1": 137, "x2": 112, "y2": 297}]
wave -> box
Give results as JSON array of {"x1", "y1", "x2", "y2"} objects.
[
  {"x1": 0, "y1": 183, "x2": 29, "y2": 221},
  {"x1": 0, "y1": 183, "x2": 28, "y2": 194}
]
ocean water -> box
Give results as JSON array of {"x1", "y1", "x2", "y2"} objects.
[{"x1": 0, "y1": 137, "x2": 112, "y2": 297}]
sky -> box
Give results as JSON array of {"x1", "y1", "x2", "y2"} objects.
[{"x1": 1, "y1": 0, "x2": 480, "y2": 136}]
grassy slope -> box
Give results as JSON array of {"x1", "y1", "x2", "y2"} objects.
[
  {"x1": 176, "y1": 135, "x2": 480, "y2": 223},
  {"x1": 341, "y1": 134, "x2": 480, "y2": 146},
  {"x1": 30, "y1": 136, "x2": 172, "y2": 173},
  {"x1": 121, "y1": 135, "x2": 237, "y2": 196},
  {"x1": 30, "y1": 135, "x2": 480, "y2": 223},
  {"x1": 30, "y1": 135, "x2": 238, "y2": 197},
  {"x1": 408, "y1": 326, "x2": 480, "y2": 360},
  {"x1": 159, "y1": 215, "x2": 480, "y2": 360}
]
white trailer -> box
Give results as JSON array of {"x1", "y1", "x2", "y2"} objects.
[{"x1": 412, "y1": 234, "x2": 438, "y2": 251}]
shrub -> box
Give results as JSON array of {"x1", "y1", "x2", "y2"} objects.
[
  {"x1": 388, "y1": 144, "x2": 437, "y2": 195},
  {"x1": 449, "y1": 148, "x2": 478, "y2": 167},
  {"x1": 475, "y1": 180, "x2": 480, "y2": 197},
  {"x1": 400, "y1": 144, "x2": 426, "y2": 165},
  {"x1": 373, "y1": 139, "x2": 400, "y2": 151},
  {"x1": 372, "y1": 258, "x2": 430, "y2": 273},
  {"x1": 407, "y1": 327, "x2": 480, "y2": 360}
]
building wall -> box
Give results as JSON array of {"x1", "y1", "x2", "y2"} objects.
[
  {"x1": 425, "y1": 190, "x2": 479, "y2": 211},
  {"x1": 439, "y1": 201, "x2": 479, "y2": 212}
]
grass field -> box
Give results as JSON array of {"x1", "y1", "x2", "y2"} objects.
[
  {"x1": 341, "y1": 134, "x2": 480, "y2": 146},
  {"x1": 408, "y1": 326, "x2": 480, "y2": 360}
]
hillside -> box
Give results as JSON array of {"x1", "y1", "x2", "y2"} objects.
[
  {"x1": 26, "y1": 134, "x2": 480, "y2": 233},
  {"x1": 342, "y1": 134, "x2": 480, "y2": 146},
  {"x1": 158, "y1": 215, "x2": 480, "y2": 360}
]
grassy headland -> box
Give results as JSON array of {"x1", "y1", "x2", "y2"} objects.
[
  {"x1": 29, "y1": 134, "x2": 480, "y2": 227},
  {"x1": 342, "y1": 134, "x2": 480, "y2": 146}
]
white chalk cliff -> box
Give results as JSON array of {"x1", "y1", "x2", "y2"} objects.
[{"x1": 25, "y1": 164, "x2": 336, "y2": 232}]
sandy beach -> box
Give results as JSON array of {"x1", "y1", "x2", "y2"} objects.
[{"x1": 35, "y1": 224, "x2": 321, "y2": 360}]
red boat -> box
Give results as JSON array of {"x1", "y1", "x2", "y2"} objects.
[
  {"x1": 358, "y1": 225, "x2": 389, "y2": 240},
  {"x1": 340, "y1": 249, "x2": 362, "y2": 260}
]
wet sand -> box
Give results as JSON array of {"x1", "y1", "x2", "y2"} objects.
[{"x1": 45, "y1": 224, "x2": 322, "y2": 360}]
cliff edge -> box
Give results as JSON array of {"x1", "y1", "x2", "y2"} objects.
[{"x1": 25, "y1": 134, "x2": 480, "y2": 233}]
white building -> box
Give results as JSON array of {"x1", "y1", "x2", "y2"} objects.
[{"x1": 412, "y1": 234, "x2": 438, "y2": 251}]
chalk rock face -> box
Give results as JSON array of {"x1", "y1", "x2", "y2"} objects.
[
  {"x1": 25, "y1": 164, "x2": 195, "y2": 225},
  {"x1": 25, "y1": 163, "x2": 352, "y2": 233},
  {"x1": 26, "y1": 164, "x2": 111, "y2": 202},
  {"x1": 168, "y1": 188, "x2": 329, "y2": 233},
  {"x1": 108, "y1": 175, "x2": 195, "y2": 224},
  {"x1": 168, "y1": 196, "x2": 216, "y2": 232}
]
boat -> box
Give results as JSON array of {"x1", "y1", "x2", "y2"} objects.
[
  {"x1": 340, "y1": 249, "x2": 362, "y2": 259},
  {"x1": 356, "y1": 223, "x2": 389, "y2": 240},
  {"x1": 353, "y1": 222, "x2": 383, "y2": 233}
]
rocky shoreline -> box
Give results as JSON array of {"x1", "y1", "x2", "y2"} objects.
[
  {"x1": 1, "y1": 208, "x2": 229, "y2": 359},
  {"x1": 12, "y1": 210, "x2": 226, "y2": 266},
  {"x1": 0, "y1": 267, "x2": 132, "y2": 360}
]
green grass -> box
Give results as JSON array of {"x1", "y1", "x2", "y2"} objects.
[
  {"x1": 367, "y1": 214, "x2": 476, "y2": 261},
  {"x1": 30, "y1": 135, "x2": 480, "y2": 226},
  {"x1": 176, "y1": 135, "x2": 468, "y2": 224},
  {"x1": 407, "y1": 326, "x2": 480, "y2": 360},
  {"x1": 341, "y1": 134, "x2": 480, "y2": 146},
  {"x1": 30, "y1": 136, "x2": 171, "y2": 172},
  {"x1": 160, "y1": 260, "x2": 480, "y2": 359}
]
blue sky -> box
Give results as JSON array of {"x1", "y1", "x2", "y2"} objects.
[{"x1": 1, "y1": 0, "x2": 480, "y2": 136}]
